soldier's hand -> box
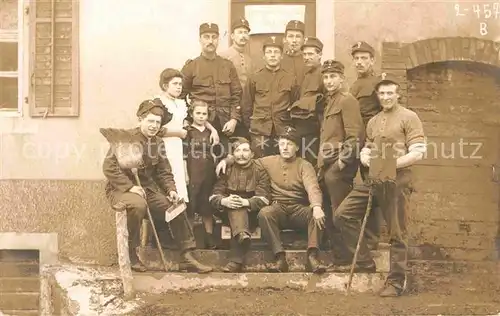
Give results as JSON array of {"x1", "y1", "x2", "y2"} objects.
[
  {"x1": 168, "y1": 191, "x2": 180, "y2": 203},
  {"x1": 338, "y1": 159, "x2": 346, "y2": 170},
  {"x1": 312, "y1": 206, "x2": 325, "y2": 230},
  {"x1": 129, "y1": 186, "x2": 146, "y2": 199},
  {"x1": 216, "y1": 160, "x2": 227, "y2": 176},
  {"x1": 209, "y1": 129, "x2": 220, "y2": 145},
  {"x1": 221, "y1": 196, "x2": 241, "y2": 209},
  {"x1": 222, "y1": 119, "x2": 237, "y2": 135}
]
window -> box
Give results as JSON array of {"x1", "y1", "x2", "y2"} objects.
[
  {"x1": 29, "y1": 0, "x2": 80, "y2": 117},
  {"x1": 0, "y1": 0, "x2": 22, "y2": 115}
]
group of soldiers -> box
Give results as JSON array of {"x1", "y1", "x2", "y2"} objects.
[{"x1": 102, "y1": 18, "x2": 427, "y2": 298}]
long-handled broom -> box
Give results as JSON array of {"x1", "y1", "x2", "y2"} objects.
[{"x1": 100, "y1": 128, "x2": 170, "y2": 273}]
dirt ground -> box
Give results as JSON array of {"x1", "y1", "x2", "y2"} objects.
[{"x1": 127, "y1": 274, "x2": 500, "y2": 316}]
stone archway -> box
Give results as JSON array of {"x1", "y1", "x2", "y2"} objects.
[{"x1": 379, "y1": 37, "x2": 500, "y2": 273}]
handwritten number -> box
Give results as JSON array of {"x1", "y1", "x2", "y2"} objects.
[
  {"x1": 473, "y1": 4, "x2": 481, "y2": 18},
  {"x1": 494, "y1": 2, "x2": 499, "y2": 19},
  {"x1": 484, "y1": 4, "x2": 492, "y2": 18},
  {"x1": 455, "y1": 4, "x2": 465, "y2": 16}
]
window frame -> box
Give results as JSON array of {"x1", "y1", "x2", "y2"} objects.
[{"x1": 0, "y1": 0, "x2": 25, "y2": 117}]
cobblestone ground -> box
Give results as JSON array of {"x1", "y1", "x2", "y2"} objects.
[{"x1": 127, "y1": 274, "x2": 500, "y2": 315}]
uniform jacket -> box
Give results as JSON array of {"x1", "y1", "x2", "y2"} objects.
[
  {"x1": 210, "y1": 160, "x2": 271, "y2": 212},
  {"x1": 180, "y1": 54, "x2": 243, "y2": 126},
  {"x1": 103, "y1": 127, "x2": 177, "y2": 195},
  {"x1": 349, "y1": 71, "x2": 381, "y2": 127},
  {"x1": 246, "y1": 67, "x2": 300, "y2": 136},
  {"x1": 282, "y1": 52, "x2": 305, "y2": 86},
  {"x1": 318, "y1": 90, "x2": 364, "y2": 168}
]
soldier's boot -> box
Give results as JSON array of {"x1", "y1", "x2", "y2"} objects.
[
  {"x1": 179, "y1": 251, "x2": 213, "y2": 274},
  {"x1": 332, "y1": 259, "x2": 376, "y2": 273},
  {"x1": 306, "y1": 249, "x2": 326, "y2": 274},
  {"x1": 266, "y1": 252, "x2": 289, "y2": 272},
  {"x1": 222, "y1": 261, "x2": 244, "y2": 273},
  {"x1": 129, "y1": 246, "x2": 147, "y2": 272},
  {"x1": 204, "y1": 232, "x2": 218, "y2": 250},
  {"x1": 379, "y1": 282, "x2": 404, "y2": 297},
  {"x1": 237, "y1": 232, "x2": 251, "y2": 248}
]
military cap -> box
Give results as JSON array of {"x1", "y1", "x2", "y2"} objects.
[
  {"x1": 262, "y1": 35, "x2": 283, "y2": 51},
  {"x1": 301, "y1": 36, "x2": 323, "y2": 51},
  {"x1": 229, "y1": 136, "x2": 250, "y2": 151},
  {"x1": 321, "y1": 59, "x2": 345, "y2": 74},
  {"x1": 136, "y1": 99, "x2": 164, "y2": 118},
  {"x1": 351, "y1": 41, "x2": 375, "y2": 56},
  {"x1": 374, "y1": 72, "x2": 400, "y2": 91},
  {"x1": 279, "y1": 126, "x2": 300, "y2": 145},
  {"x1": 199, "y1": 22, "x2": 219, "y2": 36},
  {"x1": 231, "y1": 18, "x2": 250, "y2": 32},
  {"x1": 285, "y1": 20, "x2": 305, "y2": 33}
]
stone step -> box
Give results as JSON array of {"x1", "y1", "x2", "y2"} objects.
[
  {"x1": 138, "y1": 246, "x2": 390, "y2": 272},
  {"x1": 132, "y1": 272, "x2": 387, "y2": 293},
  {"x1": 0, "y1": 292, "x2": 39, "y2": 310},
  {"x1": 0, "y1": 262, "x2": 39, "y2": 278},
  {"x1": 0, "y1": 311, "x2": 39, "y2": 316},
  {"x1": 0, "y1": 277, "x2": 40, "y2": 292}
]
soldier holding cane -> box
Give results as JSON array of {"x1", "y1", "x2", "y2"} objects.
[{"x1": 333, "y1": 74, "x2": 426, "y2": 297}]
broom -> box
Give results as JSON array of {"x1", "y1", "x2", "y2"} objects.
[
  {"x1": 100, "y1": 128, "x2": 170, "y2": 273},
  {"x1": 346, "y1": 136, "x2": 397, "y2": 294}
]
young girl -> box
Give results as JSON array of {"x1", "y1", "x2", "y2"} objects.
[
  {"x1": 185, "y1": 100, "x2": 218, "y2": 249},
  {"x1": 155, "y1": 68, "x2": 219, "y2": 203}
]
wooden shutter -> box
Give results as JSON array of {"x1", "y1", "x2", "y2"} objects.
[{"x1": 29, "y1": 0, "x2": 79, "y2": 117}]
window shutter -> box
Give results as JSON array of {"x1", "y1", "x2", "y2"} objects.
[{"x1": 29, "y1": 0, "x2": 79, "y2": 117}]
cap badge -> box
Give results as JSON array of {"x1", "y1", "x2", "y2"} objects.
[
  {"x1": 270, "y1": 36, "x2": 276, "y2": 43},
  {"x1": 357, "y1": 42, "x2": 362, "y2": 49},
  {"x1": 381, "y1": 72, "x2": 387, "y2": 80}
]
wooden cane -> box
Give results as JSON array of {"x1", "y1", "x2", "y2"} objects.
[
  {"x1": 131, "y1": 168, "x2": 170, "y2": 272},
  {"x1": 346, "y1": 186, "x2": 374, "y2": 294}
]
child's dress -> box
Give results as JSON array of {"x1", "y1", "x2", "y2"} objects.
[{"x1": 157, "y1": 95, "x2": 189, "y2": 202}]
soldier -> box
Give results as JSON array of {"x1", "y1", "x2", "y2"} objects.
[
  {"x1": 289, "y1": 36, "x2": 324, "y2": 166},
  {"x1": 257, "y1": 126, "x2": 326, "y2": 273},
  {"x1": 219, "y1": 18, "x2": 253, "y2": 136},
  {"x1": 103, "y1": 100, "x2": 213, "y2": 273},
  {"x1": 282, "y1": 20, "x2": 306, "y2": 86},
  {"x1": 181, "y1": 22, "x2": 243, "y2": 158},
  {"x1": 245, "y1": 35, "x2": 299, "y2": 158},
  {"x1": 209, "y1": 137, "x2": 271, "y2": 272},
  {"x1": 317, "y1": 60, "x2": 364, "y2": 261},
  {"x1": 350, "y1": 41, "x2": 382, "y2": 251},
  {"x1": 333, "y1": 74, "x2": 426, "y2": 297}
]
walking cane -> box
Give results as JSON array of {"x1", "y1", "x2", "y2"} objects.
[
  {"x1": 346, "y1": 136, "x2": 397, "y2": 294},
  {"x1": 100, "y1": 128, "x2": 170, "y2": 273}
]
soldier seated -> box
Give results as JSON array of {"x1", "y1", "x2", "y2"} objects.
[
  {"x1": 209, "y1": 137, "x2": 271, "y2": 272},
  {"x1": 216, "y1": 127, "x2": 327, "y2": 274}
]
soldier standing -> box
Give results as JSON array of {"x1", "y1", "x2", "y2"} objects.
[
  {"x1": 103, "y1": 100, "x2": 213, "y2": 273},
  {"x1": 350, "y1": 41, "x2": 382, "y2": 251},
  {"x1": 282, "y1": 20, "x2": 306, "y2": 86},
  {"x1": 209, "y1": 137, "x2": 271, "y2": 272},
  {"x1": 246, "y1": 35, "x2": 299, "y2": 158},
  {"x1": 181, "y1": 22, "x2": 243, "y2": 158},
  {"x1": 317, "y1": 60, "x2": 364, "y2": 261},
  {"x1": 334, "y1": 74, "x2": 426, "y2": 297},
  {"x1": 289, "y1": 36, "x2": 324, "y2": 166},
  {"x1": 219, "y1": 18, "x2": 253, "y2": 137}
]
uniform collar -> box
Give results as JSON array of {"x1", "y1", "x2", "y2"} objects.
[
  {"x1": 201, "y1": 52, "x2": 217, "y2": 60},
  {"x1": 358, "y1": 69, "x2": 375, "y2": 79},
  {"x1": 265, "y1": 65, "x2": 281, "y2": 73}
]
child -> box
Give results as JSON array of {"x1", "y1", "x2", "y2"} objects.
[{"x1": 185, "y1": 100, "x2": 218, "y2": 249}]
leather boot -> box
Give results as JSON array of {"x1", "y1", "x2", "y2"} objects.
[
  {"x1": 306, "y1": 249, "x2": 326, "y2": 274},
  {"x1": 237, "y1": 232, "x2": 251, "y2": 249},
  {"x1": 266, "y1": 252, "x2": 289, "y2": 272},
  {"x1": 129, "y1": 247, "x2": 147, "y2": 272},
  {"x1": 204, "y1": 233, "x2": 217, "y2": 250},
  {"x1": 179, "y1": 251, "x2": 213, "y2": 274},
  {"x1": 222, "y1": 261, "x2": 243, "y2": 273}
]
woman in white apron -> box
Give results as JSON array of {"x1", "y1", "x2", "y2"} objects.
[{"x1": 156, "y1": 68, "x2": 219, "y2": 206}]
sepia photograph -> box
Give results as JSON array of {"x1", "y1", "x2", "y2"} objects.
[{"x1": 0, "y1": 0, "x2": 499, "y2": 315}]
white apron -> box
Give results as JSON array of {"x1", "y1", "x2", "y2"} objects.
[{"x1": 157, "y1": 95, "x2": 189, "y2": 202}]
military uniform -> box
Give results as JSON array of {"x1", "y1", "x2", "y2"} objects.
[
  {"x1": 334, "y1": 75, "x2": 426, "y2": 294},
  {"x1": 103, "y1": 100, "x2": 212, "y2": 273},
  {"x1": 220, "y1": 18, "x2": 253, "y2": 133},
  {"x1": 246, "y1": 36, "x2": 300, "y2": 158},
  {"x1": 257, "y1": 127, "x2": 324, "y2": 273},
  {"x1": 181, "y1": 23, "x2": 243, "y2": 154},
  {"x1": 349, "y1": 41, "x2": 382, "y2": 251},
  {"x1": 210, "y1": 138, "x2": 271, "y2": 271},
  {"x1": 290, "y1": 36, "x2": 324, "y2": 166},
  {"x1": 282, "y1": 20, "x2": 306, "y2": 87},
  {"x1": 317, "y1": 60, "x2": 364, "y2": 258}
]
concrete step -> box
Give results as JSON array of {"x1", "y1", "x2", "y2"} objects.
[
  {"x1": 132, "y1": 272, "x2": 386, "y2": 293},
  {"x1": 0, "y1": 262, "x2": 39, "y2": 278},
  {"x1": 0, "y1": 311, "x2": 39, "y2": 316},
  {"x1": 0, "y1": 292, "x2": 39, "y2": 310},
  {"x1": 138, "y1": 246, "x2": 390, "y2": 272},
  {"x1": 0, "y1": 277, "x2": 40, "y2": 292}
]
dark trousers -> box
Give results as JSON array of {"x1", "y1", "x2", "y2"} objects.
[
  {"x1": 221, "y1": 207, "x2": 254, "y2": 264},
  {"x1": 250, "y1": 134, "x2": 279, "y2": 158},
  {"x1": 258, "y1": 202, "x2": 322, "y2": 255},
  {"x1": 334, "y1": 170, "x2": 413, "y2": 288},
  {"x1": 108, "y1": 188, "x2": 197, "y2": 260},
  {"x1": 320, "y1": 161, "x2": 357, "y2": 258},
  {"x1": 360, "y1": 164, "x2": 381, "y2": 250}
]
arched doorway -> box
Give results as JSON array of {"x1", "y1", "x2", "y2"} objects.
[{"x1": 381, "y1": 37, "x2": 500, "y2": 266}]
